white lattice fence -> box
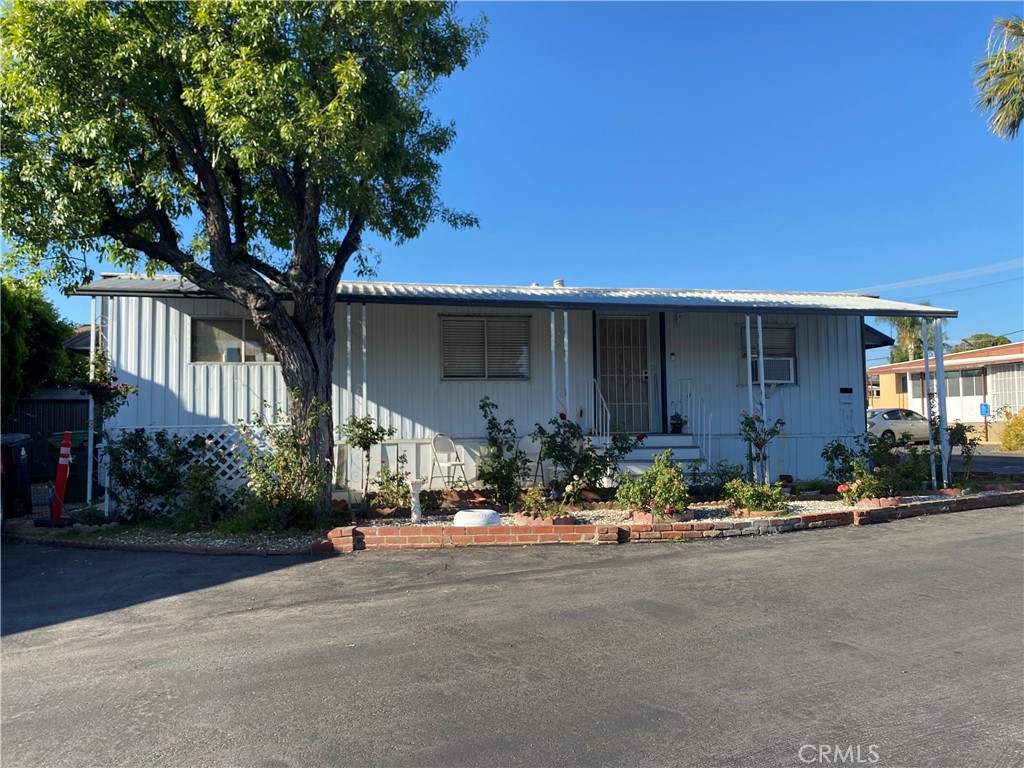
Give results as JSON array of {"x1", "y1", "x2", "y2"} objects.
[{"x1": 102, "y1": 425, "x2": 256, "y2": 515}]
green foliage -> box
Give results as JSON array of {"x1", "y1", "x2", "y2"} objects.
[
  {"x1": 340, "y1": 415, "x2": 396, "y2": 495},
  {"x1": 687, "y1": 458, "x2": 745, "y2": 502},
  {"x1": 369, "y1": 452, "x2": 412, "y2": 510},
  {"x1": 616, "y1": 450, "x2": 691, "y2": 520},
  {"x1": 105, "y1": 429, "x2": 215, "y2": 523},
  {"x1": 832, "y1": 435, "x2": 934, "y2": 504},
  {"x1": 1000, "y1": 408, "x2": 1024, "y2": 451},
  {"x1": 722, "y1": 479, "x2": 789, "y2": 513},
  {"x1": 531, "y1": 416, "x2": 643, "y2": 504},
  {"x1": 0, "y1": 278, "x2": 84, "y2": 418},
  {"x1": 477, "y1": 397, "x2": 530, "y2": 506},
  {"x1": 519, "y1": 486, "x2": 558, "y2": 517},
  {"x1": 239, "y1": 408, "x2": 331, "y2": 526},
  {"x1": 73, "y1": 506, "x2": 108, "y2": 526},
  {"x1": 947, "y1": 422, "x2": 981, "y2": 483},
  {"x1": 975, "y1": 17, "x2": 1024, "y2": 140},
  {"x1": 78, "y1": 348, "x2": 138, "y2": 426},
  {"x1": 951, "y1": 333, "x2": 1012, "y2": 352},
  {"x1": 167, "y1": 462, "x2": 224, "y2": 532},
  {"x1": 821, "y1": 437, "x2": 867, "y2": 484},
  {"x1": 738, "y1": 411, "x2": 785, "y2": 483}
]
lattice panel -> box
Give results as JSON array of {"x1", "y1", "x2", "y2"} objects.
[{"x1": 102, "y1": 425, "x2": 263, "y2": 516}]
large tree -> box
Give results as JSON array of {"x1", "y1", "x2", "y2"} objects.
[
  {"x1": 2, "y1": 1, "x2": 484, "y2": 512},
  {"x1": 975, "y1": 16, "x2": 1024, "y2": 140}
]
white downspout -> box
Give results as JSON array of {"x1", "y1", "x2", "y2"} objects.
[
  {"x1": 550, "y1": 310, "x2": 557, "y2": 416},
  {"x1": 346, "y1": 303, "x2": 352, "y2": 422},
  {"x1": 756, "y1": 314, "x2": 767, "y2": 484},
  {"x1": 922, "y1": 319, "x2": 936, "y2": 489},
  {"x1": 86, "y1": 297, "x2": 97, "y2": 505},
  {"x1": 563, "y1": 310, "x2": 570, "y2": 422},
  {"x1": 933, "y1": 318, "x2": 950, "y2": 486},
  {"x1": 103, "y1": 296, "x2": 112, "y2": 521}
]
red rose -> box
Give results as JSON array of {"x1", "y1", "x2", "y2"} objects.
[
  {"x1": 636, "y1": 434, "x2": 645, "y2": 442},
  {"x1": 558, "y1": 412, "x2": 567, "y2": 421}
]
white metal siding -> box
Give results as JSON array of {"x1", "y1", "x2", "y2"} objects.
[{"x1": 664, "y1": 312, "x2": 865, "y2": 480}]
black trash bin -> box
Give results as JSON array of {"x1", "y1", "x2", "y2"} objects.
[
  {"x1": 2, "y1": 433, "x2": 35, "y2": 524},
  {"x1": 47, "y1": 430, "x2": 91, "y2": 503}
]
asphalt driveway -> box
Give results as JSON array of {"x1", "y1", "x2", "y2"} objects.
[{"x1": 2, "y1": 506, "x2": 1022, "y2": 768}]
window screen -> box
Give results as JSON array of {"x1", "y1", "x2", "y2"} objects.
[
  {"x1": 441, "y1": 316, "x2": 530, "y2": 380},
  {"x1": 191, "y1": 319, "x2": 276, "y2": 363}
]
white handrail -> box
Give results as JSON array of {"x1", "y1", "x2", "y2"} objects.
[
  {"x1": 677, "y1": 379, "x2": 713, "y2": 461},
  {"x1": 592, "y1": 379, "x2": 611, "y2": 439}
]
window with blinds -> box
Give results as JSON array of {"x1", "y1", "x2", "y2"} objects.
[
  {"x1": 441, "y1": 316, "x2": 530, "y2": 380},
  {"x1": 738, "y1": 325, "x2": 797, "y2": 384}
]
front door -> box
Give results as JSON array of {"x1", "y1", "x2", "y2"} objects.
[{"x1": 597, "y1": 316, "x2": 651, "y2": 434}]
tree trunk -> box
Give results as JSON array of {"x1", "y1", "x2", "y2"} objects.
[{"x1": 251, "y1": 276, "x2": 338, "y2": 517}]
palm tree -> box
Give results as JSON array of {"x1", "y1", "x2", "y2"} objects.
[
  {"x1": 876, "y1": 307, "x2": 946, "y2": 363},
  {"x1": 975, "y1": 17, "x2": 1024, "y2": 140}
]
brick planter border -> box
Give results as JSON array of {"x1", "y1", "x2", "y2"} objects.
[{"x1": 327, "y1": 490, "x2": 1024, "y2": 553}]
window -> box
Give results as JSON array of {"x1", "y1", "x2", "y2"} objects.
[
  {"x1": 739, "y1": 325, "x2": 796, "y2": 384},
  {"x1": 191, "y1": 318, "x2": 276, "y2": 363},
  {"x1": 961, "y1": 369, "x2": 983, "y2": 396},
  {"x1": 945, "y1": 371, "x2": 961, "y2": 397},
  {"x1": 441, "y1": 316, "x2": 530, "y2": 380},
  {"x1": 867, "y1": 375, "x2": 881, "y2": 398}
]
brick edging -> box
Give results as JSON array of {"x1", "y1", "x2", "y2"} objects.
[{"x1": 326, "y1": 490, "x2": 1024, "y2": 553}]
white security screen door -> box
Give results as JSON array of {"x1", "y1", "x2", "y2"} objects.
[{"x1": 597, "y1": 317, "x2": 651, "y2": 434}]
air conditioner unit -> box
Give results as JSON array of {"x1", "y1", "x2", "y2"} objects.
[{"x1": 752, "y1": 357, "x2": 796, "y2": 385}]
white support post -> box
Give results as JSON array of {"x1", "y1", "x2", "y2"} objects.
[
  {"x1": 922, "y1": 319, "x2": 936, "y2": 489},
  {"x1": 744, "y1": 315, "x2": 755, "y2": 482},
  {"x1": 361, "y1": 303, "x2": 368, "y2": 418},
  {"x1": 933, "y1": 318, "x2": 950, "y2": 487},
  {"x1": 550, "y1": 310, "x2": 557, "y2": 416},
  {"x1": 86, "y1": 297, "x2": 97, "y2": 505},
  {"x1": 103, "y1": 296, "x2": 112, "y2": 521},
  {"x1": 346, "y1": 303, "x2": 352, "y2": 423},
  {"x1": 756, "y1": 314, "x2": 767, "y2": 484},
  {"x1": 563, "y1": 310, "x2": 570, "y2": 421}
]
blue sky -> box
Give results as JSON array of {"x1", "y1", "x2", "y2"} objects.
[{"x1": 53, "y1": 1, "x2": 1023, "y2": 365}]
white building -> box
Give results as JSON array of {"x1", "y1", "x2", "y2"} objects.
[{"x1": 79, "y1": 275, "x2": 954, "y2": 494}]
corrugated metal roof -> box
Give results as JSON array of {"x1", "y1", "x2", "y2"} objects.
[{"x1": 77, "y1": 274, "x2": 957, "y2": 318}]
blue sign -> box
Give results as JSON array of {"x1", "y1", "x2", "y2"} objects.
[{"x1": 980, "y1": 403, "x2": 990, "y2": 417}]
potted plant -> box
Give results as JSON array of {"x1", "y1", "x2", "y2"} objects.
[{"x1": 669, "y1": 412, "x2": 684, "y2": 434}]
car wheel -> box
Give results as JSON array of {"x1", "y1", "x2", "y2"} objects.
[{"x1": 881, "y1": 429, "x2": 895, "y2": 441}]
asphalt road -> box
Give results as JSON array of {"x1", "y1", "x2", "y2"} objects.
[{"x1": 2, "y1": 507, "x2": 1022, "y2": 768}]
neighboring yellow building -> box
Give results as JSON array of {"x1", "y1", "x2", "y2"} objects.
[{"x1": 867, "y1": 342, "x2": 1024, "y2": 441}]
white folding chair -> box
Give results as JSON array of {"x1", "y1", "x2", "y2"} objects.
[
  {"x1": 429, "y1": 434, "x2": 469, "y2": 491},
  {"x1": 519, "y1": 434, "x2": 547, "y2": 487}
]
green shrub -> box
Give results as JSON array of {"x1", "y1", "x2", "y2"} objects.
[
  {"x1": 531, "y1": 416, "x2": 643, "y2": 504},
  {"x1": 616, "y1": 450, "x2": 691, "y2": 520},
  {"x1": 213, "y1": 499, "x2": 285, "y2": 535},
  {"x1": 339, "y1": 414, "x2": 396, "y2": 496},
  {"x1": 105, "y1": 428, "x2": 212, "y2": 522},
  {"x1": 518, "y1": 486, "x2": 558, "y2": 516},
  {"x1": 688, "y1": 458, "x2": 745, "y2": 501},
  {"x1": 821, "y1": 437, "x2": 866, "y2": 484},
  {"x1": 1000, "y1": 408, "x2": 1024, "y2": 452},
  {"x1": 368, "y1": 452, "x2": 412, "y2": 509},
  {"x1": 239, "y1": 406, "x2": 331, "y2": 528},
  {"x1": 722, "y1": 479, "x2": 789, "y2": 513},
  {"x1": 168, "y1": 462, "x2": 229, "y2": 532},
  {"x1": 477, "y1": 397, "x2": 531, "y2": 505}
]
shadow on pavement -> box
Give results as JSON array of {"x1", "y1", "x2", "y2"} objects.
[{"x1": 0, "y1": 541, "x2": 317, "y2": 636}]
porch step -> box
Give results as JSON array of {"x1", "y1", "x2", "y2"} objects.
[{"x1": 598, "y1": 435, "x2": 705, "y2": 476}]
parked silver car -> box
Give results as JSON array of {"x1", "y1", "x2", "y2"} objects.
[{"x1": 866, "y1": 408, "x2": 932, "y2": 443}]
